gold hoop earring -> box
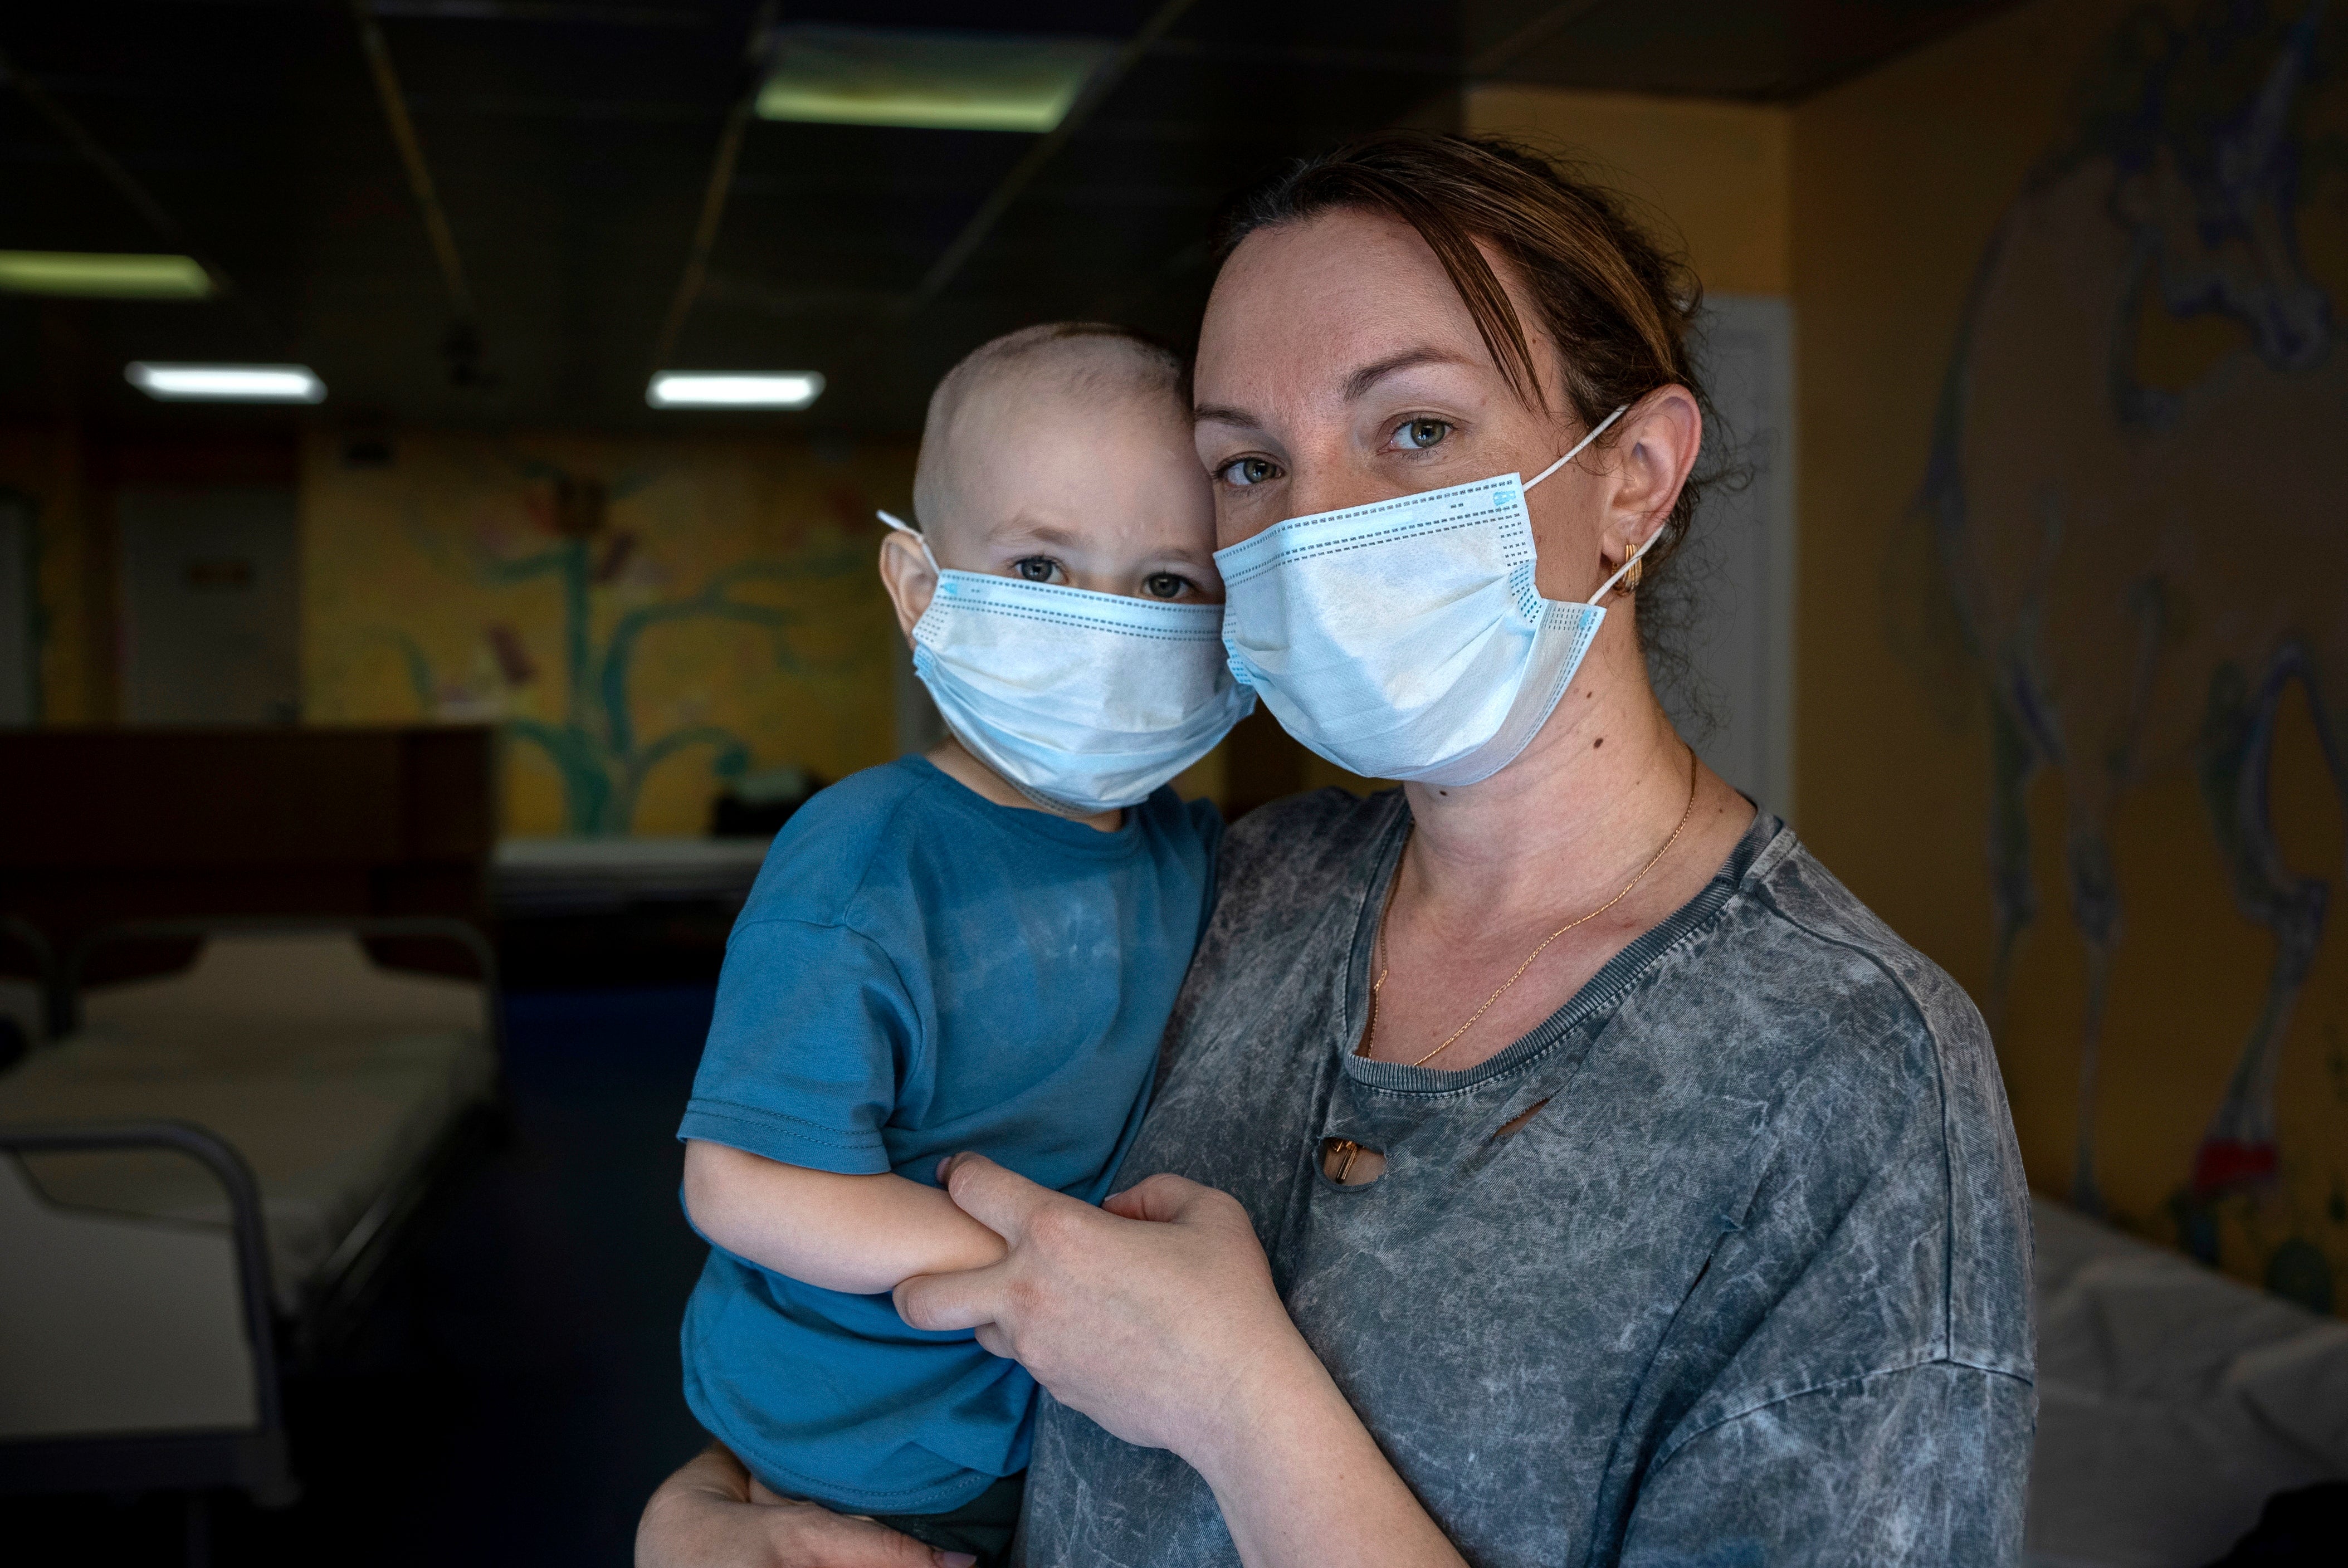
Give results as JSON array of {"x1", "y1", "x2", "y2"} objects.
[{"x1": 1622, "y1": 555, "x2": 1644, "y2": 591}]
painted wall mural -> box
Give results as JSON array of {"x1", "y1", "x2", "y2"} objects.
[
  {"x1": 304, "y1": 432, "x2": 912, "y2": 837},
  {"x1": 1908, "y1": 0, "x2": 2347, "y2": 1307}
]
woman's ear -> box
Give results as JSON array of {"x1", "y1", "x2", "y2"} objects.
[
  {"x1": 1598, "y1": 385, "x2": 1702, "y2": 570},
  {"x1": 877, "y1": 529, "x2": 939, "y2": 644}
]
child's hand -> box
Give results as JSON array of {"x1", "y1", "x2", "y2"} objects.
[
  {"x1": 893, "y1": 1154, "x2": 1302, "y2": 1466},
  {"x1": 636, "y1": 1443, "x2": 975, "y2": 1568}
]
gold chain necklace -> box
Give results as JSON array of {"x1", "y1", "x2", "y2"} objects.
[{"x1": 1366, "y1": 745, "x2": 1700, "y2": 1069}]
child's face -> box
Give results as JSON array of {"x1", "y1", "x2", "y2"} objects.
[{"x1": 882, "y1": 388, "x2": 1221, "y2": 640}]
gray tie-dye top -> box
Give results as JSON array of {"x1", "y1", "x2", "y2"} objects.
[{"x1": 1018, "y1": 789, "x2": 2035, "y2": 1567}]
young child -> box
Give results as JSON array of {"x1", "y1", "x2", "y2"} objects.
[{"x1": 675, "y1": 323, "x2": 1250, "y2": 1566}]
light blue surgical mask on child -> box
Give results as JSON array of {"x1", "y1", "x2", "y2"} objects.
[
  {"x1": 880, "y1": 511, "x2": 1254, "y2": 817},
  {"x1": 1212, "y1": 406, "x2": 1648, "y2": 787}
]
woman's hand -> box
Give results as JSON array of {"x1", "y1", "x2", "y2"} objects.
[
  {"x1": 893, "y1": 1157, "x2": 1467, "y2": 1568},
  {"x1": 892, "y1": 1156, "x2": 1301, "y2": 1462},
  {"x1": 634, "y1": 1443, "x2": 974, "y2": 1568}
]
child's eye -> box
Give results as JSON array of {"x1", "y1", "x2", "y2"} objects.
[
  {"x1": 1217, "y1": 456, "x2": 1281, "y2": 487},
  {"x1": 1393, "y1": 417, "x2": 1452, "y2": 451},
  {"x1": 1012, "y1": 557, "x2": 1061, "y2": 583},
  {"x1": 1141, "y1": 572, "x2": 1192, "y2": 600}
]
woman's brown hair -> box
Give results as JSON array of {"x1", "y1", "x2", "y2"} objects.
[{"x1": 1212, "y1": 130, "x2": 1717, "y2": 627}]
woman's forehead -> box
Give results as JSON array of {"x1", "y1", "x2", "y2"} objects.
[
  {"x1": 1197, "y1": 209, "x2": 1531, "y2": 398},
  {"x1": 1209, "y1": 212, "x2": 1462, "y2": 331}
]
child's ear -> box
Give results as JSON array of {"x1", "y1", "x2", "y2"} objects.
[{"x1": 877, "y1": 529, "x2": 938, "y2": 644}]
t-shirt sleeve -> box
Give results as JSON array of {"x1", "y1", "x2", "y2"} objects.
[
  {"x1": 676, "y1": 916, "x2": 920, "y2": 1176},
  {"x1": 1618, "y1": 1360, "x2": 2034, "y2": 1566}
]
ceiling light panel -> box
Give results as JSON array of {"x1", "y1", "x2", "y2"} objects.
[
  {"x1": 755, "y1": 26, "x2": 1114, "y2": 133},
  {"x1": 126, "y1": 363, "x2": 326, "y2": 403},
  {"x1": 647, "y1": 372, "x2": 824, "y2": 409},
  {"x1": 0, "y1": 252, "x2": 213, "y2": 300}
]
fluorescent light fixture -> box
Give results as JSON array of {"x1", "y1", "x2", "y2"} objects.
[
  {"x1": 0, "y1": 251, "x2": 213, "y2": 300},
  {"x1": 125, "y1": 362, "x2": 326, "y2": 403},
  {"x1": 647, "y1": 371, "x2": 824, "y2": 409},
  {"x1": 755, "y1": 26, "x2": 1114, "y2": 133}
]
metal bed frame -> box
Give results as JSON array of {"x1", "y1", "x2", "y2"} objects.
[{"x1": 0, "y1": 916, "x2": 505, "y2": 1510}]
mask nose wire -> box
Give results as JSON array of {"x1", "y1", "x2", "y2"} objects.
[{"x1": 876, "y1": 509, "x2": 940, "y2": 574}]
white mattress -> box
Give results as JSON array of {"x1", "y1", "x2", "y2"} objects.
[
  {"x1": 0, "y1": 932, "x2": 495, "y2": 1314},
  {"x1": 2027, "y1": 1195, "x2": 2348, "y2": 1566}
]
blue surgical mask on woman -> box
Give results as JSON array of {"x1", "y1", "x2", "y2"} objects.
[
  {"x1": 1212, "y1": 407, "x2": 1653, "y2": 786},
  {"x1": 880, "y1": 512, "x2": 1254, "y2": 817}
]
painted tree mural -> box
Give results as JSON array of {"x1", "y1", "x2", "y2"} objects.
[
  {"x1": 1915, "y1": 0, "x2": 2346, "y2": 1310},
  {"x1": 336, "y1": 442, "x2": 891, "y2": 836}
]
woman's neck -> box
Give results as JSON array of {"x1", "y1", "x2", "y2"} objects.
[{"x1": 1397, "y1": 623, "x2": 1697, "y2": 930}]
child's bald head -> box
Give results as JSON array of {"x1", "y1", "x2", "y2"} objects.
[
  {"x1": 912, "y1": 323, "x2": 1189, "y2": 550},
  {"x1": 878, "y1": 321, "x2": 1219, "y2": 650}
]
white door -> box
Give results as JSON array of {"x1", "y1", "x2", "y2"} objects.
[
  {"x1": 1654, "y1": 294, "x2": 1798, "y2": 818},
  {"x1": 119, "y1": 487, "x2": 300, "y2": 725}
]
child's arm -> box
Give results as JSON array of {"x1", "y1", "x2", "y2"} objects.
[{"x1": 683, "y1": 1139, "x2": 1008, "y2": 1296}]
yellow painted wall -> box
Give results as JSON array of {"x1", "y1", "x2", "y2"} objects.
[
  {"x1": 1466, "y1": 85, "x2": 1790, "y2": 296},
  {"x1": 1468, "y1": 9, "x2": 2347, "y2": 1313},
  {"x1": 1792, "y1": 0, "x2": 2348, "y2": 1309},
  {"x1": 303, "y1": 431, "x2": 915, "y2": 837}
]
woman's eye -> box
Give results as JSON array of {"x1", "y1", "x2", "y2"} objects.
[
  {"x1": 1013, "y1": 557, "x2": 1059, "y2": 583},
  {"x1": 1393, "y1": 417, "x2": 1452, "y2": 451},
  {"x1": 1217, "y1": 456, "x2": 1281, "y2": 487},
  {"x1": 1142, "y1": 572, "x2": 1190, "y2": 600}
]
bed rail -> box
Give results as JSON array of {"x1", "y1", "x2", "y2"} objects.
[{"x1": 0, "y1": 1117, "x2": 294, "y2": 1504}]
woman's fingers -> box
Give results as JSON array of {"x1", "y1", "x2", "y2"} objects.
[
  {"x1": 893, "y1": 1260, "x2": 1010, "y2": 1334},
  {"x1": 777, "y1": 1507, "x2": 976, "y2": 1568},
  {"x1": 634, "y1": 1443, "x2": 972, "y2": 1568},
  {"x1": 1102, "y1": 1171, "x2": 1210, "y2": 1223},
  {"x1": 936, "y1": 1151, "x2": 1055, "y2": 1240}
]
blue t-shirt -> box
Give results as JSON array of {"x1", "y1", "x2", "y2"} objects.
[{"x1": 676, "y1": 755, "x2": 1221, "y2": 1515}]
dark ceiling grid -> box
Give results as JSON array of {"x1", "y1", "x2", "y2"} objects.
[
  {"x1": 646, "y1": 0, "x2": 777, "y2": 375},
  {"x1": 0, "y1": 45, "x2": 241, "y2": 300},
  {"x1": 899, "y1": 0, "x2": 1200, "y2": 314},
  {"x1": 1478, "y1": 0, "x2": 2030, "y2": 100},
  {"x1": 350, "y1": 0, "x2": 488, "y2": 388},
  {"x1": 0, "y1": 1, "x2": 2026, "y2": 436}
]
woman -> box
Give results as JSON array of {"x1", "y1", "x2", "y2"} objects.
[{"x1": 640, "y1": 132, "x2": 2033, "y2": 1567}]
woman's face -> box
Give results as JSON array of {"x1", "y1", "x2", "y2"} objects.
[{"x1": 1192, "y1": 206, "x2": 1692, "y2": 603}]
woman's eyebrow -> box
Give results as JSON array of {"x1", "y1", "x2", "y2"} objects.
[
  {"x1": 1193, "y1": 348, "x2": 1472, "y2": 431},
  {"x1": 1344, "y1": 346, "x2": 1471, "y2": 400},
  {"x1": 1192, "y1": 402, "x2": 1258, "y2": 431}
]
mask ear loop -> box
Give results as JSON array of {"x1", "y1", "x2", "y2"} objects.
[
  {"x1": 1503, "y1": 405, "x2": 1656, "y2": 607},
  {"x1": 877, "y1": 509, "x2": 940, "y2": 573},
  {"x1": 1521, "y1": 403, "x2": 1629, "y2": 492},
  {"x1": 1587, "y1": 518, "x2": 1666, "y2": 605},
  {"x1": 878, "y1": 514, "x2": 1095, "y2": 821}
]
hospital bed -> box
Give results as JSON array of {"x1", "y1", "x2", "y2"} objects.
[
  {"x1": 0, "y1": 918, "x2": 501, "y2": 1505},
  {"x1": 2025, "y1": 1195, "x2": 2348, "y2": 1565}
]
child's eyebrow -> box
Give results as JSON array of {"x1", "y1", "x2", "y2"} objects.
[
  {"x1": 990, "y1": 520, "x2": 1087, "y2": 550},
  {"x1": 1145, "y1": 542, "x2": 1217, "y2": 566}
]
